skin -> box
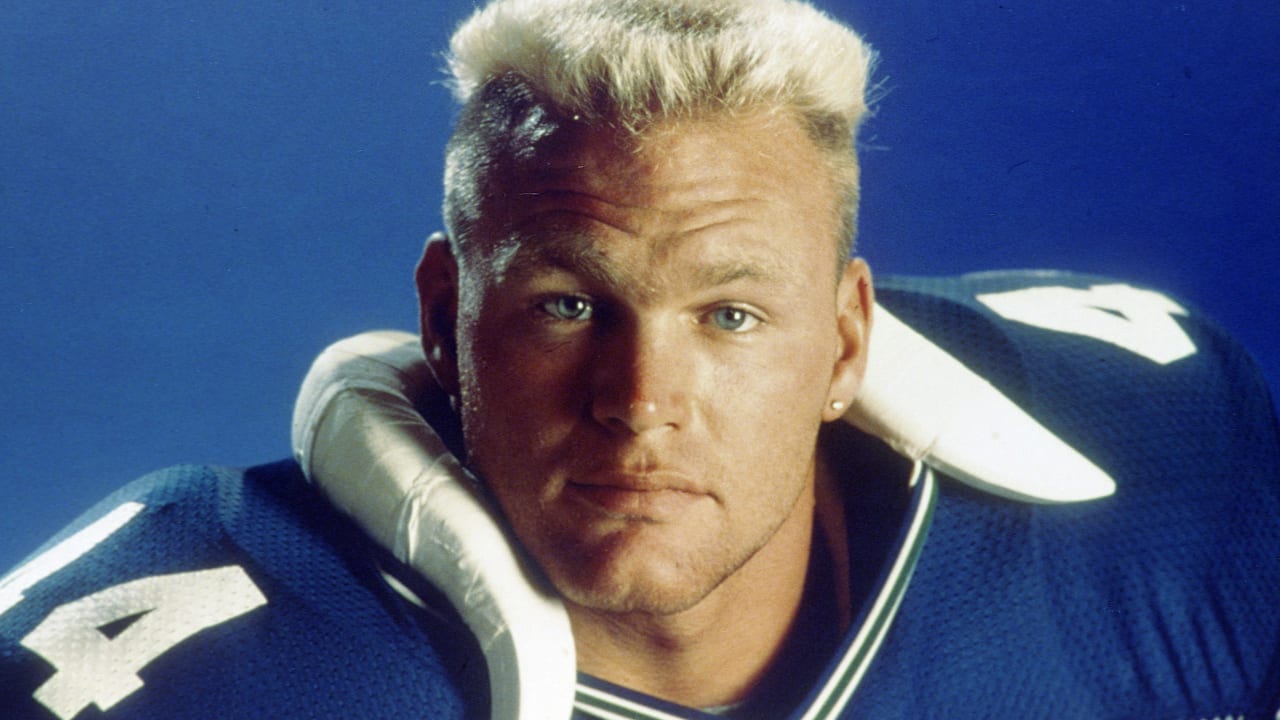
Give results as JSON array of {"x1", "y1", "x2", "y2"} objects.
[{"x1": 418, "y1": 110, "x2": 873, "y2": 707}]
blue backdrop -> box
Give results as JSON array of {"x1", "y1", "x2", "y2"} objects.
[{"x1": 2, "y1": 1, "x2": 1277, "y2": 569}]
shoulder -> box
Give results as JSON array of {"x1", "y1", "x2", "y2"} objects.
[
  {"x1": 876, "y1": 269, "x2": 1279, "y2": 494},
  {"x1": 860, "y1": 271, "x2": 1280, "y2": 716},
  {"x1": 0, "y1": 461, "x2": 485, "y2": 719},
  {"x1": 877, "y1": 269, "x2": 1269, "y2": 397}
]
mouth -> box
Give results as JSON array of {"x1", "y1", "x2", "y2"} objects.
[{"x1": 566, "y1": 471, "x2": 706, "y2": 519}]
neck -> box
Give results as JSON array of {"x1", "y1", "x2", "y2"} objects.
[{"x1": 569, "y1": 469, "x2": 829, "y2": 708}]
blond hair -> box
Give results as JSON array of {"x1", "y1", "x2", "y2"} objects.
[{"x1": 443, "y1": 0, "x2": 876, "y2": 258}]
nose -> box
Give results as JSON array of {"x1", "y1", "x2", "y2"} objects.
[{"x1": 588, "y1": 320, "x2": 692, "y2": 435}]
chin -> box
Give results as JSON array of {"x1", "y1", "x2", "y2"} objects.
[
  {"x1": 546, "y1": 533, "x2": 741, "y2": 616},
  {"x1": 557, "y1": 572, "x2": 713, "y2": 616}
]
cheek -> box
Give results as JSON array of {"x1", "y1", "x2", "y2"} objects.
[
  {"x1": 701, "y1": 337, "x2": 831, "y2": 469},
  {"x1": 711, "y1": 330, "x2": 832, "y2": 415},
  {"x1": 456, "y1": 320, "x2": 586, "y2": 463}
]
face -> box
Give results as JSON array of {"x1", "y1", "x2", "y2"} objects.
[{"x1": 420, "y1": 111, "x2": 871, "y2": 617}]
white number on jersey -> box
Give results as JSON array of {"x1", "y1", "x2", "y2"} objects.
[
  {"x1": 975, "y1": 283, "x2": 1196, "y2": 364},
  {"x1": 22, "y1": 566, "x2": 267, "y2": 719}
]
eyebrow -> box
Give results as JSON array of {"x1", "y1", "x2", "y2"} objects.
[
  {"x1": 505, "y1": 233, "x2": 620, "y2": 287},
  {"x1": 693, "y1": 261, "x2": 781, "y2": 288},
  {"x1": 505, "y1": 232, "x2": 786, "y2": 293}
]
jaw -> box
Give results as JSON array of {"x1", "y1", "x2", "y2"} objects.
[{"x1": 562, "y1": 470, "x2": 819, "y2": 707}]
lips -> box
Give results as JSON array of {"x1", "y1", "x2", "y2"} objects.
[{"x1": 566, "y1": 470, "x2": 706, "y2": 518}]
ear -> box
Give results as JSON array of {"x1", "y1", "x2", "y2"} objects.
[
  {"x1": 822, "y1": 258, "x2": 874, "y2": 422},
  {"x1": 416, "y1": 232, "x2": 461, "y2": 399}
]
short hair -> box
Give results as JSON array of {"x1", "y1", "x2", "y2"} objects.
[{"x1": 442, "y1": 0, "x2": 876, "y2": 261}]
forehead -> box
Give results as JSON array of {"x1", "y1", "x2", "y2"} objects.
[{"x1": 467, "y1": 112, "x2": 843, "y2": 283}]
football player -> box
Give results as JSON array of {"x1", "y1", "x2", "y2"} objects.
[{"x1": 3, "y1": 0, "x2": 1278, "y2": 718}]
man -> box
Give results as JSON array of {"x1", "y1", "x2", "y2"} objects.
[
  {"x1": 418, "y1": 0, "x2": 875, "y2": 708},
  {"x1": 3, "y1": 1, "x2": 1279, "y2": 718}
]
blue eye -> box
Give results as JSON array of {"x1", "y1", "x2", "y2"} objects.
[
  {"x1": 709, "y1": 306, "x2": 760, "y2": 332},
  {"x1": 540, "y1": 296, "x2": 594, "y2": 321}
]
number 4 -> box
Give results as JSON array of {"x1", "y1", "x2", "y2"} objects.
[
  {"x1": 22, "y1": 566, "x2": 267, "y2": 719},
  {"x1": 976, "y1": 283, "x2": 1197, "y2": 365}
]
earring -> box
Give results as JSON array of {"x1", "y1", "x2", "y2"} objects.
[{"x1": 829, "y1": 399, "x2": 846, "y2": 412}]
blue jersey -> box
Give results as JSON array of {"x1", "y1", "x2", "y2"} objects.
[{"x1": 3, "y1": 271, "x2": 1278, "y2": 719}]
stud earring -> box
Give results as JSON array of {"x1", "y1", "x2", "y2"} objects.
[{"x1": 830, "y1": 399, "x2": 846, "y2": 412}]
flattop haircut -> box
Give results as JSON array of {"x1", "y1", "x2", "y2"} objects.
[{"x1": 442, "y1": 0, "x2": 876, "y2": 261}]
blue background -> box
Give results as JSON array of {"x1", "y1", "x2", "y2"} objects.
[{"x1": 2, "y1": 1, "x2": 1276, "y2": 569}]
